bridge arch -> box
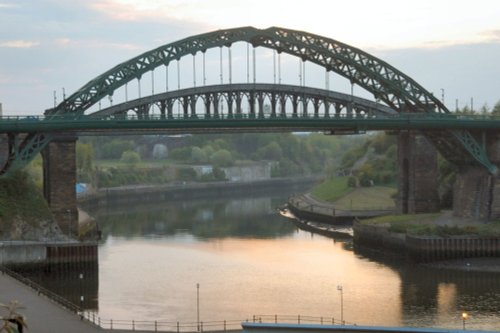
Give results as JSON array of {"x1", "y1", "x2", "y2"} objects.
[
  {"x1": 47, "y1": 26, "x2": 447, "y2": 116},
  {"x1": 2, "y1": 27, "x2": 496, "y2": 177}
]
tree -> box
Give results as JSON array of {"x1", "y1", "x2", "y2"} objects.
[
  {"x1": 254, "y1": 141, "x2": 283, "y2": 160},
  {"x1": 100, "y1": 139, "x2": 134, "y2": 159},
  {"x1": 76, "y1": 143, "x2": 93, "y2": 173},
  {"x1": 210, "y1": 149, "x2": 233, "y2": 167},
  {"x1": 492, "y1": 100, "x2": 500, "y2": 116},
  {"x1": 120, "y1": 150, "x2": 141, "y2": 166},
  {"x1": 191, "y1": 147, "x2": 208, "y2": 164}
]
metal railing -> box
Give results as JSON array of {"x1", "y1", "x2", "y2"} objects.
[
  {"x1": 77, "y1": 312, "x2": 355, "y2": 332},
  {"x1": 2, "y1": 265, "x2": 356, "y2": 332}
]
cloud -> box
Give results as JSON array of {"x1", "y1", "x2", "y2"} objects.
[
  {"x1": 0, "y1": 40, "x2": 39, "y2": 48},
  {"x1": 479, "y1": 30, "x2": 500, "y2": 43},
  {"x1": 0, "y1": 3, "x2": 18, "y2": 9},
  {"x1": 53, "y1": 37, "x2": 141, "y2": 50}
]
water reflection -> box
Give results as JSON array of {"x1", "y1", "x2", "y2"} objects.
[
  {"x1": 353, "y1": 245, "x2": 500, "y2": 330},
  {"x1": 9, "y1": 187, "x2": 500, "y2": 331},
  {"x1": 94, "y1": 195, "x2": 295, "y2": 240}
]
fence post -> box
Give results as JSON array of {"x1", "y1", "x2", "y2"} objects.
[
  {"x1": 275, "y1": 314, "x2": 277, "y2": 324},
  {"x1": 132, "y1": 319, "x2": 135, "y2": 330},
  {"x1": 98, "y1": 317, "x2": 101, "y2": 327},
  {"x1": 253, "y1": 315, "x2": 256, "y2": 323},
  {"x1": 177, "y1": 321, "x2": 180, "y2": 333},
  {"x1": 111, "y1": 319, "x2": 113, "y2": 330},
  {"x1": 224, "y1": 320, "x2": 226, "y2": 331},
  {"x1": 155, "y1": 320, "x2": 157, "y2": 332},
  {"x1": 321, "y1": 317, "x2": 323, "y2": 325},
  {"x1": 201, "y1": 321, "x2": 203, "y2": 332},
  {"x1": 332, "y1": 317, "x2": 334, "y2": 325},
  {"x1": 298, "y1": 315, "x2": 300, "y2": 324}
]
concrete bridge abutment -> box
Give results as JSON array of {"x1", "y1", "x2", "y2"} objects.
[
  {"x1": 452, "y1": 131, "x2": 500, "y2": 220},
  {"x1": 42, "y1": 135, "x2": 79, "y2": 237},
  {"x1": 396, "y1": 131, "x2": 440, "y2": 214}
]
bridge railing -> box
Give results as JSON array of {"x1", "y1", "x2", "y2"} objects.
[{"x1": 3, "y1": 112, "x2": 500, "y2": 123}]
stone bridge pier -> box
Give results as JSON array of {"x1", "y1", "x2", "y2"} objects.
[
  {"x1": 397, "y1": 130, "x2": 500, "y2": 221},
  {"x1": 396, "y1": 131, "x2": 440, "y2": 214},
  {"x1": 452, "y1": 131, "x2": 500, "y2": 220},
  {"x1": 42, "y1": 134, "x2": 79, "y2": 237}
]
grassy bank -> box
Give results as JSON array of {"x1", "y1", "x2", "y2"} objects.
[
  {"x1": 360, "y1": 213, "x2": 500, "y2": 237},
  {"x1": 310, "y1": 177, "x2": 352, "y2": 202},
  {"x1": 0, "y1": 171, "x2": 52, "y2": 235},
  {"x1": 335, "y1": 186, "x2": 396, "y2": 210},
  {"x1": 310, "y1": 177, "x2": 396, "y2": 210}
]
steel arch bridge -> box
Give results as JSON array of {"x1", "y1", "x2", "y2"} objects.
[
  {"x1": 90, "y1": 83, "x2": 396, "y2": 119},
  {"x1": 1, "y1": 26, "x2": 496, "y2": 175}
]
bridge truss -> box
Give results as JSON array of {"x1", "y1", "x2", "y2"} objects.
[{"x1": 0, "y1": 27, "x2": 496, "y2": 175}]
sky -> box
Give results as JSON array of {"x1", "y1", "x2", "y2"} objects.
[{"x1": 1, "y1": 0, "x2": 500, "y2": 115}]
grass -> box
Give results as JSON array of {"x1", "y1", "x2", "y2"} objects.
[
  {"x1": 94, "y1": 159, "x2": 174, "y2": 168},
  {"x1": 360, "y1": 214, "x2": 500, "y2": 237},
  {"x1": 0, "y1": 171, "x2": 53, "y2": 235},
  {"x1": 310, "y1": 177, "x2": 352, "y2": 202},
  {"x1": 334, "y1": 186, "x2": 396, "y2": 210}
]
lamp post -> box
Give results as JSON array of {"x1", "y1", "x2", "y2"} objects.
[
  {"x1": 79, "y1": 273, "x2": 84, "y2": 309},
  {"x1": 462, "y1": 312, "x2": 468, "y2": 330},
  {"x1": 66, "y1": 209, "x2": 71, "y2": 238},
  {"x1": 337, "y1": 285, "x2": 344, "y2": 324},
  {"x1": 196, "y1": 283, "x2": 200, "y2": 332}
]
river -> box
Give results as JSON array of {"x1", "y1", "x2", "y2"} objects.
[{"x1": 11, "y1": 187, "x2": 500, "y2": 331}]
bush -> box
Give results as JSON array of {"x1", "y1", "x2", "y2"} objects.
[
  {"x1": 347, "y1": 176, "x2": 357, "y2": 187},
  {"x1": 210, "y1": 149, "x2": 233, "y2": 167},
  {"x1": 177, "y1": 167, "x2": 197, "y2": 181},
  {"x1": 120, "y1": 150, "x2": 141, "y2": 166}
]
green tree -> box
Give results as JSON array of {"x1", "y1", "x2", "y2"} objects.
[
  {"x1": 191, "y1": 147, "x2": 208, "y2": 164},
  {"x1": 76, "y1": 143, "x2": 94, "y2": 173},
  {"x1": 170, "y1": 147, "x2": 192, "y2": 161},
  {"x1": 492, "y1": 100, "x2": 500, "y2": 116},
  {"x1": 120, "y1": 150, "x2": 141, "y2": 166},
  {"x1": 101, "y1": 139, "x2": 134, "y2": 159},
  {"x1": 254, "y1": 141, "x2": 283, "y2": 160},
  {"x1": 210, "y1": 149, "x2": 233, "y2": 167}
]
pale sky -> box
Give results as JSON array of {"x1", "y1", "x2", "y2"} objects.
[{"x1": 1, "y1": 0, "x2": 500, "y2": 115}]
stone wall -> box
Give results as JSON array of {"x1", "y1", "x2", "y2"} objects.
[
  {"x1": 452, "y1": 131, "x2": 500, "y2": 220},
  {"x1": 396, "y1": 131, "x2": 440, "y2": 214},
  {"x1": 223, "y1": 162, "x2": 271, "y2": 182},
  {"x1": 42, "y1": 136, "x2": 78, "y2": 237}
]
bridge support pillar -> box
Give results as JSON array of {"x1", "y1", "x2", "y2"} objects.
[
  {"x1": 397, "y1": 131, "x2": 440, "y2": 214},
  {"x1": 42, "y1": 135, "x2": 79, "y2": 238},
  {"x1": 452, "y1": 132, "x2": 500, "y2": 220}
]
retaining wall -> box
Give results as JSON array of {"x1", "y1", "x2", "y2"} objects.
[
  {"x1": 354, "y1": 222, "x2": 500, "y2": 262},
  {"x1": 0, "y1": 242, "x2": 98, "y2": 265}
]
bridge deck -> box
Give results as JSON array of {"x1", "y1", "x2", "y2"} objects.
[{"x1": 1, "y1": 113, "x2": 500, "y2": 133}]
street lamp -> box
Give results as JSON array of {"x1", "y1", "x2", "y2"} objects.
[
  {"x1": 196, "y1": 283, "x2": 200, "y2": 332},
  {"x1": 66, "y1": 209, "x2": 71, "y2": 238},
  {"x1": 462, "y1": 312, "x2": 468, "y2": 330},
  {"x1": 337, "y1": 285, "x2": 344, "y2": 324}
]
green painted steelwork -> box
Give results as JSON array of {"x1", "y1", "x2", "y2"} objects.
[
  {"x1": 2, "y1": 113, "x2": 500, "y2": 133},
  {"x1": 1, "y1": 27, "x2": 498, "y2": 175},
  {"x1": 46, "y1": 27, "x2": 445, "y2": 116}
]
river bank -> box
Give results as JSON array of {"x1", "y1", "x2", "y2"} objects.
[
  {"x1": 287, "y1": 192, "x2": 500, "y2": 272},
  {"x1": 79, "y1": 176, "x2": 320, "y2": 209}
]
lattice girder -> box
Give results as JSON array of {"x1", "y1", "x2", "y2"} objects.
[{"x1": 2, "y1": 27, "x2": 494, "y2": 176}]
